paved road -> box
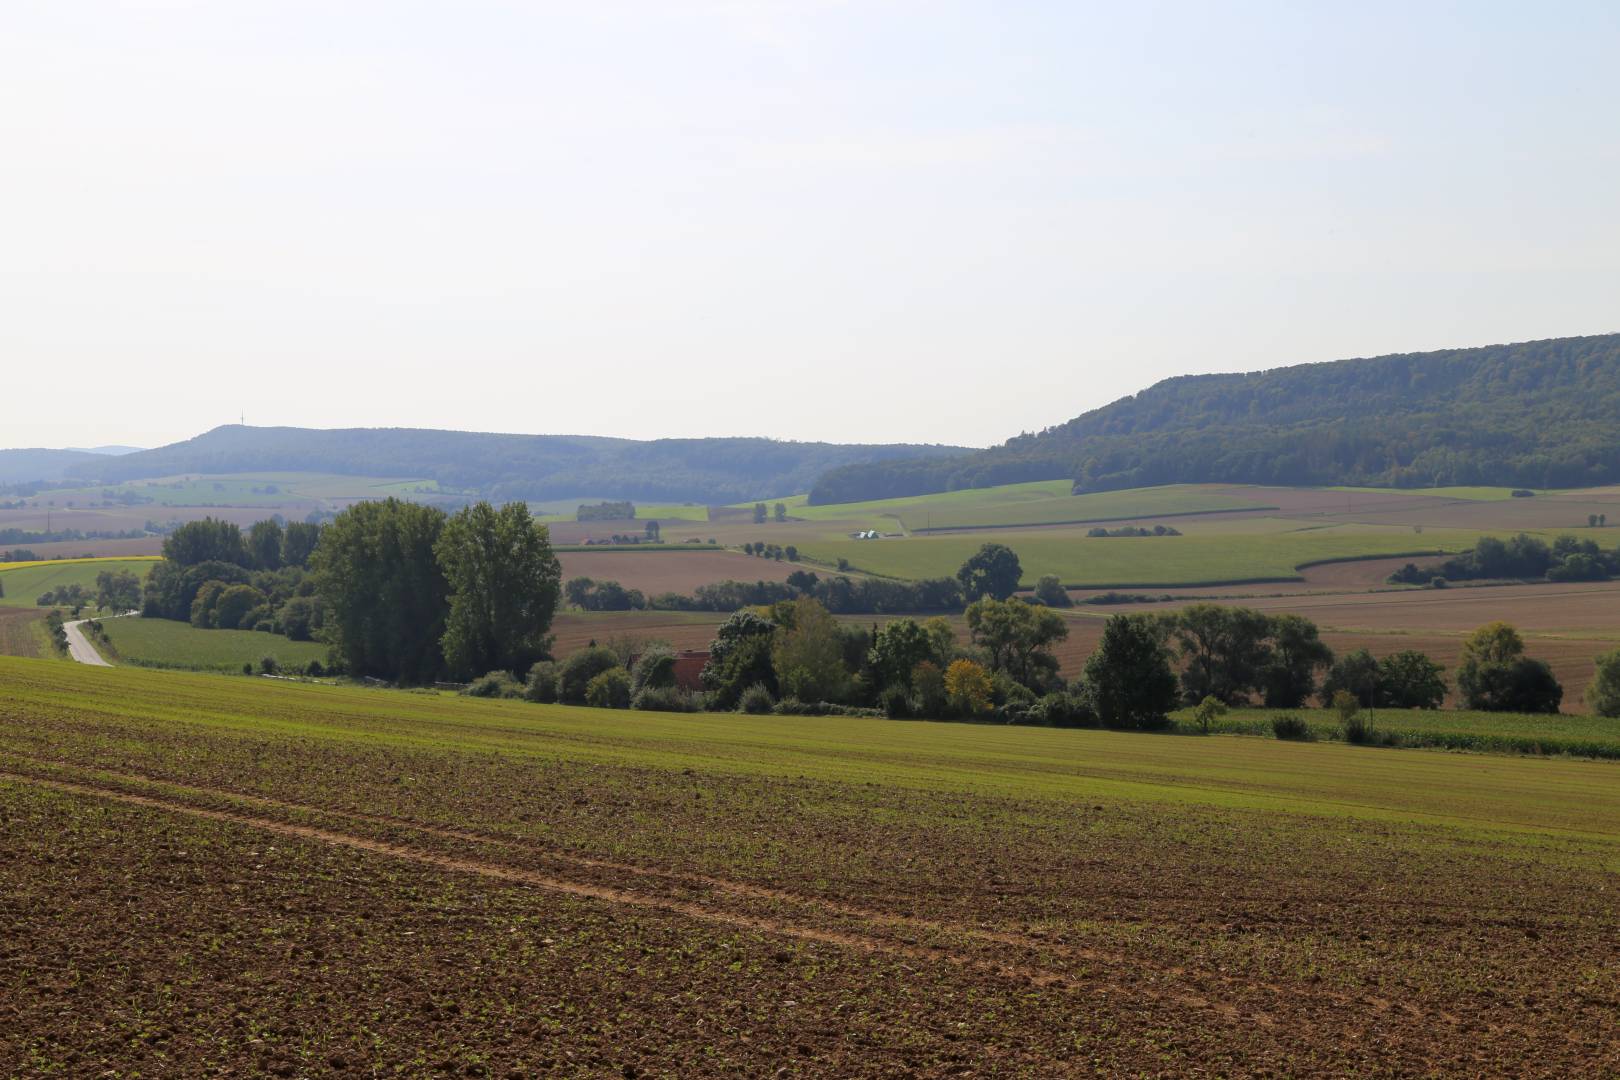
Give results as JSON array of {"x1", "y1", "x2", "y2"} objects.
[{"x1": 62, "y1": 619, "x2": 112, "y2": 666}]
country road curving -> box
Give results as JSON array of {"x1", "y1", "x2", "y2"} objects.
[{"x1": 61, "y1": 615, "x2": 137, "y2": 666}]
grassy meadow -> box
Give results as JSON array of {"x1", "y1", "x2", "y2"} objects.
[{"x1": 98, "y1": 617, "x2": 329, "y2": 673}]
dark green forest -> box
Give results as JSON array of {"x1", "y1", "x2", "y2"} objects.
[
  {"x1": 64, "y1": 426, "x2": 969, "y2": 505},
  {"x1": 809, "y1": 333, "x2": 1620, "y2": 503}
]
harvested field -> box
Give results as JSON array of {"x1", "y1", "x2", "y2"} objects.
[
  {"x1": 557, "y1": 549, "x2": 802, "y2": 594},
  {"x1": 551, "y1": 611, "x2": 728, "y2": 654},
  {"x1": 0, "y1": 608, "x2": 43, "y2": 658},
  {"x1": 2, "y1": 536, "x2": 164, "y2": 559},
  {"x1": 0, "y1": 659, "x2": 1617, "y2": 1076}
]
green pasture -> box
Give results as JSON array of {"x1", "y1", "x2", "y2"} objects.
[
  {"x1": 0, "y1": 657, "x2": 1615, "y2": 846},
  {"x1": 799, "y1": 524, "x2": 1506, "y2": 587},
  {"x1": 0, "y1": 558, "x2": 156, "y2": 608},
  {"x1": 98, "y1": 617, "x2": 330, "y2": 673},
  {"x1": 765, "y1": 481, "x2": 1275, "y2": 532}
]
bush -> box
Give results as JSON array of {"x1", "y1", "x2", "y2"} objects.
[
  {"x1": 737, "y1": 683, "x2": 775, "y2": 714},
  {"x1": 524, "y1": 661, "x2": 560, "y2": 703},
  {"x1": 771, "y1": 699, "x2": 882, "y2": 718},
  {"x1": 242, "y1": 661, "x2": 253, "y2": 675},
  {"x1": 1332, "y1": 689, "x2": 1373, "y2": 743},
  {"x1": 880, "y1": 685, "x2": 912, "y2": 719},
  {"x1": 1032, "y1": 574, "x2": 1071, "y2": 607},
  {"x1": 558, "y1": 647, "x2": 622, "y2": 704},
  {"x1": 258, "y1": 655, "x2": 279, "y2": 676},
  {"x1": 1026, "y1": 692, "x2": 1095, "y2": 727},
  {"x1": 463, "y1": 671, "x2": 524, "y2": 698},
  {"x1": 1271, "y1": 714, "x2": 1310, "y2": 740},
  {"x1": 631, "y1": 685, "x2": 701, "y2": 712},
  {"x1": 306, "y1": 659, "x2": 325, "y2": 678},
  {"x1": 944, "y1": 659, "x2": 993, "y2": 716},
  {"x1": 584, "y1": 667, "x2": 632, "y2": 709},
  {"x1": 1589, "y1": 648, "x2": 1620, "y2": 718},
  {"x1": 631, "y1": 645, "x2": 677, "y2": 693}
]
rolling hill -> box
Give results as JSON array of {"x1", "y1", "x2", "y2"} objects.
[
  {"x1": 58, "y1": 426, "x2": 970, "y2": 505},
  {"x1": 809, "y1": 333, "x2": 1620, "y2": 504},
  {"x1": 0, "y1": 448, "x2": 108, "y2": 485}
]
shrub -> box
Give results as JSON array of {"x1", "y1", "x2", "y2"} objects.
[
  {"x1": 1032, "y1": 574, "x2": 1072, "y2": 607},
  {"x1": 737, "y1": 683, "x2": 775, "y2": 714},
  {"x1": 1027, "y1": 692, "x2": 1096, "y2": 728},
  {"x1": 1589, "y1": 648, "x2": 1620, "y2": 718},
  {"x1": 1271, "y1": 714, "x2": 1310, "y2": 740},
  {"x1": 306, "y1": 659, "x2": 325, "y2": 678},
  {"x1": 524, "y1": 660, "x2": 560, "y2": 703},
  {"x1": 463, "y1": 670, "x2": 523, "y2": 698},
  {"x1": 1192, "y1": 695, "x2": 1228, "y2": 734},
  {"x1": 558, "y1": 647, "x2": 622, "y2": 704},
  {"x1": 910, "y1": 661, "x2": 947, "y2": 718},
  {"x1": 632, "y1": 685, "x2": 701, "y2": 712},
  {"x1": 631, "y1": 645, "x2": 677, "y2": 693},
  {"x1": 584, "y1": 667, "x2": 632, "y2": 709},
  {"x1": 1333, "y1": 689, "x2": 1372, "y2": 743},
  {"x1": 943, "y1": 659, "x2": 993, "y2": 716},
  {"x1": 880, "y1": 685, "x2": 912, "y2": 719},
  {"x1": 242, "y1": 661, "x2": 253, "y2": 675},
  {"x1": 258, "y1": 655, "x2": 279, "y2": 676},
  {"x1": 214, "y1": 584, "x2": 268, "y2": 631}
]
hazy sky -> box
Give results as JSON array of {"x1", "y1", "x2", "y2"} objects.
[{"x1": 4, "y1": 1, "x2": 1618, "y2": 451}]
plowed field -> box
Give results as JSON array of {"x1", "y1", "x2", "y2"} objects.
[{"x1": 0, "y1": 659, "x2": 1616, "y2": 1077}]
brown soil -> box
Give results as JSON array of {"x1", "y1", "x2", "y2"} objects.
[{"x1": 0, "y1": 609, "x2": 42, "y2": 659}]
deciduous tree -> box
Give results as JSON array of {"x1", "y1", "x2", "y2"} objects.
[{"x1": 435, "y1": 502, "x2": 562, "y2": 679}]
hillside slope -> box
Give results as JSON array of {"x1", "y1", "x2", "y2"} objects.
[
  {"x1": 65, "y1": 426, "x2": 970, "y2": 504},
  {"x1": 809, "y1": 333, "x2": 1620, "y2": 503},
  {"x1": 0, "y1": 448, "x2": 106, "y2": 485}
]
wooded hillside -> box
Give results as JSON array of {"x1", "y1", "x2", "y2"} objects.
[{"x1": 810, "y1": 334, "x2": 1620, "y2": 503}]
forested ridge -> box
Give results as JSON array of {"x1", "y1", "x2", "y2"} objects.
[
  {"x1": 810, "y1": 333, "x2": 1620, "y2": 503},
  {"x1": 66, "y1": 426, "x2": 969, "y2": 504}
]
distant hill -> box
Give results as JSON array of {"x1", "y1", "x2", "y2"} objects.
[
  {"x1": 0, "y1": 448, "x2": 106, "y2": 485},
  {"x1": 809, "y1": 333, "x2": 1620, "y2": 504},
  {"x1": 64, "y1": 426, "x2": 970, "y2": 504},
  {"x1": 66, "y1": 445, "x2": 145, "y2": 456}
]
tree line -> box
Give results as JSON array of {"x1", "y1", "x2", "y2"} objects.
[
  {"x1": 1387, "y1": 532, "x2": 1620, "y2": 585},
  {"x1": 140, "y1": 499, "x2": 562, "y2": 683}
]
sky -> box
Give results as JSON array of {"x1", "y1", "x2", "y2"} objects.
[{"x1": 3, "y1": 1, "x2": 1618, "y2": 452}]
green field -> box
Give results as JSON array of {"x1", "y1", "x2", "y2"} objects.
[
  {"x1": 1201, "y1": 705, "x2": 1620, "y2": 759},
  {"x1": 799, "y1": 524, "x2": 1503, "y2": 587},
  {"x1": 768, "y1": 481, "x2": 1275, "y2": 532},
  {"x1": 0, "y1": 558, "x2": 157, "y2": 608},
  {"x1": 98, "y1": 616, "x2": 330, "y2": 673},
  {"x1": 0, "y1": 658, "x2": 1616, "y2": 1073},
  {"x1": 0, "y1": 657, "x2": 1613, "y2": 841},
  {"x1": 23, "y1": 472, "x2": 444, "y2": 507}
]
